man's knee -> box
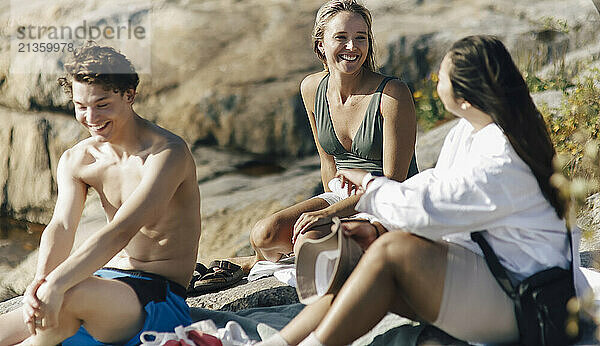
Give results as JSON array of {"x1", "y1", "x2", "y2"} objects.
[{"x1": 24, "y1": 281, "x2": 91, "y2": 344}]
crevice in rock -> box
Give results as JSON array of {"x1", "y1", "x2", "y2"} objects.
[
  {"x1": 151, "y1": 82, "x2": 180, "y2": 97},
  {"x1": 40, "y1": 119, "x2": 55, "y2": 193},
  {"x1": 290, "y1": 92, "x2": 314, "y2": 157},
  {"x1": 1, "y1": 127, "x2": 13, "y2": 218},
  {"x1": 234, "y1": 160, "x2": 285, "y2": 177},
  {"x1": 28, "y1": 97, "x2": 72, "y2": 115},
  {"x1": 193, "y1": 133, "x2": 218, "y2": 147},
  {"x1": 230, "y1": 76, "x2": 278, "y2": 87}
]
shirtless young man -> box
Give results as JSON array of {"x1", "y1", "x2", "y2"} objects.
[{"x1": 0, "y1": 44, "x2": 201, "y2": 346}]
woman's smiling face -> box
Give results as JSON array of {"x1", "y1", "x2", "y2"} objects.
[{"x1": 319, "y1": 11, "x2": 369, "y2": 75}]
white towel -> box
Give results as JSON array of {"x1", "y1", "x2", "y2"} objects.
[
  {"x1": 248, "y1": 260, "x2": 297, "y2": 288},
  {"x1": 140, "y1": 319, "x2": 256, "y2": 346}
]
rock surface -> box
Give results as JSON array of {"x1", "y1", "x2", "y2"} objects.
[
  {"x1": 1, "y1": 0, "x2": 598, "y2": 156},
  {"x1": 0, "y1": 108, "x2": 88, "y2": 224},
  {"x1": 187, "y1": 277, "x2": 298, "y2": 312},
  {"x1": 0, "y1": 0, "x2": 598, "y2": 225}
]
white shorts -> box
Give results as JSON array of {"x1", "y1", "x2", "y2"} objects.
[{"x1": 433, "y1": 242, "x2": 519, "y2": 344}]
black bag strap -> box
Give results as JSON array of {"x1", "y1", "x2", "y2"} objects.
[
  {"x1": 470, "y1": 232, "x2": 518, "y2": 299},
  {"x1": 470, "y1": 226, "x2": 575, "y2": 299},
  {"x1": 565, "y1": 223, "x2": 575, "y2": 274}
]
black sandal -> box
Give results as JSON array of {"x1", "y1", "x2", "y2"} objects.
[
  {"x1": 187, "y1": 262, "x2": 209, "y2": 294},
  {"x1": 188, "y1": 260, "x2": 244, "y2": 296}
]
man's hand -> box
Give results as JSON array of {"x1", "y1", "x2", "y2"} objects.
[
  {"x1": 32, "y1": 280, "x2": 65, "y2": 332},
  {"x1": 292, "y1": 210, "x2": 333, "y2": 244},
  {"x1": 336, "y1": 169, "x2": 369, "y2": 195},
  {"x1": 22, "y1": 277, "x2": 46, "y2": 335}
]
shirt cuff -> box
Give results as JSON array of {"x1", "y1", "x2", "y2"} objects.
[
  {"x1": 361, "y1": 173, "x2": 375, "y2": 190},
  {"x1": 356, "y1": 176, "x2": 387, "y2": 214}
]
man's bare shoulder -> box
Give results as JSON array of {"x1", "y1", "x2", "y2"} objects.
[
  {"x1": 137, "y1": 120, "x2": 197, "y2": 184},
  {"x1": 59, "y1": 137, "x2": 100, "y2": 170},
  {"x1": 144, "y1": 120, "x2": 192, "y2": 160}
]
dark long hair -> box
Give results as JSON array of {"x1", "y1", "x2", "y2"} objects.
[{"x1": 447, "y1": 35, "x2": 565, "y2": 218}]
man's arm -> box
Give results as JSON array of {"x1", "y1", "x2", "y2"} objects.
[
  {"x1": 23, "y1": 149, "x2": 87, "y2": 333},
  {"x1": 36, "y1": 150, "x2": 88, "y2": 276},
  {"x1": 35, "y1": 140, "x2": 192, "y2": 329}
]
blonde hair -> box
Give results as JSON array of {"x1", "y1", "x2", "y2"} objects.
[{"x1": 311, "y1": 0, "x2": 377, "y2": 72}]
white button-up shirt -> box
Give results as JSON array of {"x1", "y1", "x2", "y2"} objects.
[{"x1": 356, "y1": 119, "x2": 576, "y2": 281}]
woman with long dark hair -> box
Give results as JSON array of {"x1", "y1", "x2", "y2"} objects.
[{"x1": 258, "y1": 35, "x2": 590, "y2": 346}]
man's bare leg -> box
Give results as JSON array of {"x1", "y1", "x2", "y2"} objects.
[
  {"x1": 228, "y1": 198, "x2": 330, "y2": 273},
  {"x1": 2, "y1": 276, "x2": 145, "y2": 346},
  {"x1": 0, "y1": 308, "x2": 31, "y2": 345},
  {"x1": 310, "y1": 231, "x2": 447, "y2": 345}
]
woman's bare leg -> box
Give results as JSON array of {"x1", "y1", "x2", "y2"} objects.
[
  {"x1": 313, "y1": 231, "x2": 448, "y2": 346},
  {"x1": 230, "y1": 198, "x2": 330, "y2": 272},
  {"x1": 277, "y1": 294, "x2": 334, "y2": 345}
]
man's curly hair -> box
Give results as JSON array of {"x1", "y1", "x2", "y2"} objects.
[{"x1": 58, "y1": 42, "x2": 139, "y2": 96}]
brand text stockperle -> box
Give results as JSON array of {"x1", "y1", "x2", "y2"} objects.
[{"x1": 16, "y1": 20, "x2": 146, "y2": 40}]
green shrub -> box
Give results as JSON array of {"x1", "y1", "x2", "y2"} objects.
[
  {"x1": 412, "y1": 73, "x2": 452, "y2": 130},
  {"x1": 544, "y1": 70, "x2": 600, "y2": 230}
]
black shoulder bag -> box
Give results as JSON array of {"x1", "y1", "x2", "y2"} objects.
[{"x1": 470, "y1": 230, "x2": 581, "y2": 345}]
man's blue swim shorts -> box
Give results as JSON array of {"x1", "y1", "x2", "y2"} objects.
[{"x1": 62, "y1": 267, "x2": 191, "y2": 346}]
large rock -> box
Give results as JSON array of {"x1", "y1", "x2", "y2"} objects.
[
  {"x1": 363, "y1": 0, "x2": 598, "y2": 88},
  {"x1": 0, "y1": 108, "x2": 88, "y2": 224},
  {"x1": 1, "y1": 0, "x2": 598, "y2": 222},
  {"x1": 187, "y1": 276, "x2": 298, "y2": 312},
  {"x1": 195, "y1": 154, "x2": 322, "y2": 264},
  {"x1": 0, "y1": 249, "x2": 37, "y2": 302},
  {"x1": 415, "y1": 119, "x2": 458, "y2": 171},
  {"x1": 1, "y1": 0, "x2": 598, "y2": 156}
]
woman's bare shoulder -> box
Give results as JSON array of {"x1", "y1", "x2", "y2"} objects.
[
  {"x1": 380, "y1": 77, "x2": 411, "y2": 99},
  {"x1": 300, "y1": 71, "x2": 328, "y2": 96},
  {"x1": 379, "y1": 77, "x2": 415, "y2": 120}
]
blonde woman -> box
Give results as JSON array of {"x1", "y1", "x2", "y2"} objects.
[{"x1": 228, "y1": 0, "x2": 418, "y2": 278}]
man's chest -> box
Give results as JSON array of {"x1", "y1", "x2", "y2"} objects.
[{"x1": 80, "y1": 157, "x2": 145, "y2": 213}]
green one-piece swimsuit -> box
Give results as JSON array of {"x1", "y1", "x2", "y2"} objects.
[{"x1": 314, "y1": 74, "x2": 419, "y2": 178}]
